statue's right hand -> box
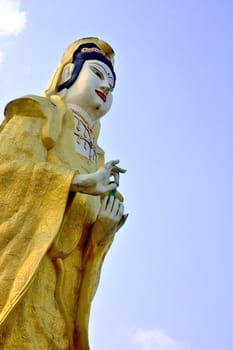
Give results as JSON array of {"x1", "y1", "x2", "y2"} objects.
[{"x1": 70, "y1": 160, "x2": 126, "y2": 195}]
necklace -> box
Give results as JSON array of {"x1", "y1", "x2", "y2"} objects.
[{"x1": 72, "y1": 109, "x2": 97, "y2": 163}]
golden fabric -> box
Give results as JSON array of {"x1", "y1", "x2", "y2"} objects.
[{"x1": 0, "y1": 95, "x2": 114, "y2": 349}]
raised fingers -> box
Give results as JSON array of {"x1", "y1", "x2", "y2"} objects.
[
  {"x1": 111, "y1": 165, "x2": 127, "y2": 174},
  {"x1": 107, "y1": 196, "x2": 124, "y2": 219},
  {"x1": 115, "y1": 201, "x2": 124, "y2": 219},
  {"x1": 100, "y1": 195, "x2": 115, "y2": 213},
  {"x1": 104, "y1": 160, "x2": 119, "y2": 171},
  {"x1": 112, "y1": 171, "x2": 119, "y2": 186},
  {"x1": 111, "y1": 165, "x2": 127, "y2": 186},
  {"x1": 105, "y1": 161, "x2": 126, "y2": 174}
]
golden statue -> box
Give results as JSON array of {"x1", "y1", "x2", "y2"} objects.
[{"x1": 0, "y1": 37, "x2": 127, "y2": 349}]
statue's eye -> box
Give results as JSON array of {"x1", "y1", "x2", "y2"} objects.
[
  {"x1": 91, "y1": 66, "x2": 104, "y2": 80},
  {"x1": 95, "y1": 70, "x2": 103, "y2": 79}
]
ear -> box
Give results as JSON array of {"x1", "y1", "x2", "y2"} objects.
[{"x1": 59, "y1": 63, "x2": 75, "y2": 84}]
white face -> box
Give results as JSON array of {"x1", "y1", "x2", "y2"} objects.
[{"x1": 61, "y1": 59, "x2": 114, "y2": 121}]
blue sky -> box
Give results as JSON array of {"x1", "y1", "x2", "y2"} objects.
[{"x1": 0, "y1": 1, "x2": 233, "y2": 349}]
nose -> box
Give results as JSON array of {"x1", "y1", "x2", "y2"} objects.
[{"x1": 100, "y1": 84, "x2": 111, "y2": 95}]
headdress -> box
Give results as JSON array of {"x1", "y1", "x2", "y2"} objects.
[{"x1": 44, "y1": 37, "x2": 116, "y2": 96}]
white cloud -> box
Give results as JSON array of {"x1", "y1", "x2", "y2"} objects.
[
  {"x1": 0, "y1": 0, "x2": 26, "y2": 36},
  {"x1": 132, "y1": 328, "x2": 189, "y2": 350}
]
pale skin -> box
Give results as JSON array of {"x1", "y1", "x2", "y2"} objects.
[
  {"x1": 91, "y1": 195, "x2": 127, "y2": 245},
  {"x1": 59, "y1": 59, "x2": 127, "y2": 242}
]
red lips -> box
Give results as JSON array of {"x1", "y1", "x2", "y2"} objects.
[{"x1": 95, "y1": 90, "x2": 106, "y2": 102}]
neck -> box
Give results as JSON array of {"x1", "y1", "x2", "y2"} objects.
[{"x1": 67, "y1": 103, "x2": 94, "y2": 128}]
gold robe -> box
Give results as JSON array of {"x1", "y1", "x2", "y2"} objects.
[{"x1": 0, "y1": 95, "x2": 114, "y2": 350}]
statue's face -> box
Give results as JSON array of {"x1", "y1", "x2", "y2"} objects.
[{"x1": 61, "y1": 59, "x2": 114, "y2": 121}]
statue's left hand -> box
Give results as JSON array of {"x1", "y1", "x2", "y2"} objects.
[
  {"x1": 91, "y1": 195, "x2": 128, "y2": 244},
  {"x1": 71, "y1": 160, "x2": 126, "y2": 195}
]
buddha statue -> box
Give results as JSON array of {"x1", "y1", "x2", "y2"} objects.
[{"x1": 0, "y1": 37, "x2": 127, "y2": 350}]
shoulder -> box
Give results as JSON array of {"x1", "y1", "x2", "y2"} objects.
[
  {"x1": 4, "y1": 94, "x2": 56, "y2": 120},
  {"x1": 2, "y1": 94, "x2": 67, "y2": 150}
]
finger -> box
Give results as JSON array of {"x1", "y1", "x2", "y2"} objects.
[
  {"x1": 104, "y1": 160, "x2": 119, "y2": 169},
  {"x1": 116, "y1": 202, "x2": 124, "y2": 218},
  {"x1": 101, "y1": 195, "x2": 109, "y2": 211},
  {"x1": 117, "y1": 213, "x2": 128, "y2": 231},
  {"x1": 121, "y1": 213, "x2": 129, "y2": 225},
  {"x1": 111, "y1": 198, "x2": 120, "y2": 216},
  {"x1": 113, "y1": 172, "x2": 119, "y2": 186},
  {"x1": 106, "y1": 194, "x2": 115, "y2": 211},
  {"x1": 111, "y1": 166, "x2": 127, "y2": 174},
  {"x1": 111, "y1": 167, "x2": 126, "y2": 186},
  {"x1": 105, "y1": 161, "x2": 126, "y2": 174}
]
